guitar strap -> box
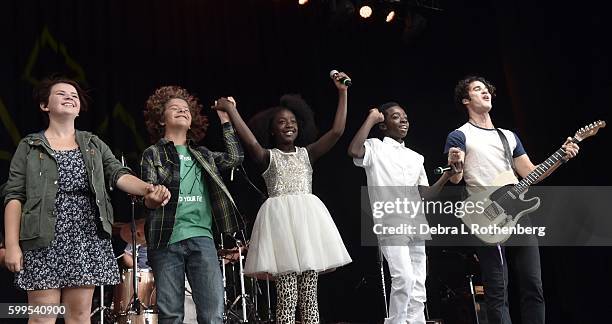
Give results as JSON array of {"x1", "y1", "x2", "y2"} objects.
[
  {"x1": 495, "y1": 128, "x2": 515, "y2": 171},
  {"x1": 495, "y1": 129, "x2": 515, "y2": 250}
]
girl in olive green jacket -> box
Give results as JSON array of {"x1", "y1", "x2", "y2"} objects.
[{"x1": 3, "y1": 77, "x2": 170, "y2": 324}]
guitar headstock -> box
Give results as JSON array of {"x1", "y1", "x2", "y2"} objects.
[{"x1": 574, "y1": 120, "x2": 606, "y2": 142}]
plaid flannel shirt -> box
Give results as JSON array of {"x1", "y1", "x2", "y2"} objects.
[{"x1": 140, "y1": 123, "x2": 244, "y2": 249}]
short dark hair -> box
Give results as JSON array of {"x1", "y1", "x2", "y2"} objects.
[
  {"x1": 378, "y1": 101, "x2": 402, "y2": 116},
  {"x1": 374, "y1": 101, "x2": 405, "y2": 138},
  {"x1": 454, "y1": 75, "x2": 496, "y2": 108},
  {"x1": 34, "y1": 77, "x2": 90, "y2": 112}
]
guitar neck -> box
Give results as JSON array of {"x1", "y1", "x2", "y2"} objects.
[{"x1": 513, "y1": 137, "x2": 578, "y2": 193}]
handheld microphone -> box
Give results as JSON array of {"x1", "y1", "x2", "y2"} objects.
[
  {"x1": 330, "y1": 70, "x2": 352, "y2": 87},
  {"x1": 434, "y1": 165, "x2": 453, "y2": 175}
]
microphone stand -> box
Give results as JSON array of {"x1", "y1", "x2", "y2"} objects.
[
  {"x1": 468, "y1": 274, "x2": 480, "y2": 324},
  {"x1": 226, "y1": 165, "x2": 268, "y2": 322},
  {"x1": 122, "y1": 155, "x2": 145, "y2": 316},
  {"x1": 265, "y1": 278, "x2": 272, "y2": 323},
  {"x1": 221, "y1": 234, "x2": 228, "y2": 312},
  {"x1": 379, "y1": 247, "x2": 389, "y2": 318},
  {"x1": 128, "y1": 192, "x2": 143, "y2": 315}
]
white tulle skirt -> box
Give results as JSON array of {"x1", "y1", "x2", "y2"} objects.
[{"x1": 244, "y1": 193, "x2": 352, "y2": 279}]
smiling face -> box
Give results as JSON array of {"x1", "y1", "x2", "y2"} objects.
[
  {"x1": 40, "y1": 83, "x2": 81, "y2": 119},
  {"x1": 379, "y1": 105, "x2": 409, "y2": 140},
  {"x1": 271, "y1": 108, "x2": 298, "y2": 146},
  {"x1": 162, "y1": 98, "x2": 192, "y2": 132},
  {"x1": 463, "y1": 80, "x2": 493, "y2": 113}
]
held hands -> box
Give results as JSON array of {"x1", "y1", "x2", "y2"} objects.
[
  {"x1": 4, "y1": 245, "x2": 23, "y2": 273},
  {"x1": 332, "y1": 71, "x2": 351, "y2": 91},
  {"x1": 144, "y1": 184, "x2": 171, "y2": 209},
  {"x1": 212, "y1": 96, "x2": 236, "y2": 123},
  {"x1": 367, "y1": 108, "x2": 384, "y2": 124},
  {"x1": 561, "y1": 137, "x2": 579, "y2": 162},
  {"x1": 447, "y1": 147, "x2": 465, "y2": 174}
]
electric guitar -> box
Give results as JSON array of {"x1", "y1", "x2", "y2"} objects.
[{"x1": 459, "y1": 120, "x2": 606, "y2": 244}]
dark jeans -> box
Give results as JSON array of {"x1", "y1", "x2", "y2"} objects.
[
  {"x1": 149, "y1": 236, "x2": 223, "y2": 324},
  {"x1": 476, "y1": 245, "x2": 545, "y2": 324}
]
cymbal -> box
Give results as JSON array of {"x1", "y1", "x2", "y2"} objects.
[{"x1": 119, "y1": 219, "x2": 147, "y2": 246}]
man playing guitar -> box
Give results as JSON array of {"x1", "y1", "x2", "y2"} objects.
[{"x1": 444, "y1": 75, "x2": 579, "y2": 324}]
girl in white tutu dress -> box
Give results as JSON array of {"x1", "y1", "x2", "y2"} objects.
[{"x1": 212, "y1": 72, "x2": 352, "y2": 324}]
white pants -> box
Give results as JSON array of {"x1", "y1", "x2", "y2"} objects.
[{"x1": 380, "y1": 243, "x2": 427, "y2": 324}]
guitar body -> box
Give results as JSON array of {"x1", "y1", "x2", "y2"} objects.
[
  {"x1": 457, "y1": 120, "x2": 605, "y2": 244},
  {"x1": 460, "y1": 171, "x2": 541, "y2": 244}
]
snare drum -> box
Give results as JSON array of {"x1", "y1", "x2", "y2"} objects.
[
  {"x1": 114, "y1": 310, "x2": 158, "y2": 324},
  {"x1": 112, "y1": 269, "x2": 157, "y2": 314}
]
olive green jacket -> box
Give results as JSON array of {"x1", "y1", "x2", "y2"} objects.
[{"x1": 4, "y1": 131, "x2": 131, "y2": 251}]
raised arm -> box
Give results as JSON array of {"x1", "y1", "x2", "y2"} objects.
[
  {"x1": 348, "y1": 108, "x2": 384, "y2": 158},
  {"x1": 207, "y1": 110, "x2": 245, "y2": 171},
  {"x1": 213, "y1": 97, "x2": 269, "y2": 170},
  {"x1": 306, "y1": 72, "x2": 350, "y2": 163}
]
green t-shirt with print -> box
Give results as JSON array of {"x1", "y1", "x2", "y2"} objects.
[{"x1": 169, "y1": 145, "x2": 213, "y2": 244}]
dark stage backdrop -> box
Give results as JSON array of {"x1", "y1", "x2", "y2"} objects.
[{"x1": 1, "y1": 1, "x2": 611, "y2": 323}]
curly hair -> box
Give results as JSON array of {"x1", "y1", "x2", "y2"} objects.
[
  {"x1": 454, "y1": 75, "x2": 496, "y2": 108},
  {"x1": 144, "y1": 86, "x2": 209, "y2": 143},
  {"x1": 247, "y1": 94, "x2": 318, "y2": 149},
  {"x1": 34, "y1": 76, "x2": 90, "y2": 112}
]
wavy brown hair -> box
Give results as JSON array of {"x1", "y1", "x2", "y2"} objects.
[
  {"x1": 454, "y1": 75, "x2": 496, "y2": 108},
  {"x1": 144, "y1": 86, "x2": 209, "y2": 143}
]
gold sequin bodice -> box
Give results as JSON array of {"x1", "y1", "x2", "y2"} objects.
[{"x1": 262, "y1": 147, "x2": 312, "y2": 198}]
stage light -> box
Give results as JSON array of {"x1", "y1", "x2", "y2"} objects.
[
  {"x1": 359, "y1": 5, "x2": 372, "y2": 18},
  {"x1": 385, "y1": 10, "x2": 395, "y2": 22},
  {"x1": 298, "y1": 0, "x2": 309, "y2": 5}
]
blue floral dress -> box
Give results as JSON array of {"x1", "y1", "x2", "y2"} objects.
[{"x1": 16, "y1": 148, "x2": 120, "y2": 290}]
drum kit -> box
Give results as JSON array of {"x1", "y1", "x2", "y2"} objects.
[{"x1": 91, "y1": 218, "x2": 272, "y2": 324}]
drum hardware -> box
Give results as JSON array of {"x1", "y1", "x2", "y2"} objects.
[
  {"x1": 114, "y1": 310, "x2": 158, "y2": 324},
  {"x1": 220, "y1": 234, "x2": 260, "y2": 323},
  {"x1": 112, "y1": 268, "x2": 157, "y2": 315},
  {"x1": 90, "y1": 284, "x2": 112, "y2": 323},
  {"x1": 125, "y1": 189, "x2": 150, "y2": 315}
]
